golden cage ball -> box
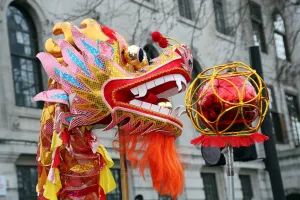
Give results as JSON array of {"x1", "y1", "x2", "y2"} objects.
[{"x1": 185, "y1": 62, "x2": 269, "y2": 147}]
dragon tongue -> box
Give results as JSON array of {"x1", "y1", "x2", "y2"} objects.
[{"x1": 136, "y1": 92, "x2": 159, "y2": 104}]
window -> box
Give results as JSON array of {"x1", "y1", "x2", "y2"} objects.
[
  {"x1": 268, "y1": 87, "x2": 287, "y2": 143},
  {"x1": 158, "y1": 194, "x2": 173, "y2": 200},
  {"x1": 143, "y1": 44, "x2": 159, "y2": 62},
  {"x1": 285, "y1": 94, "x2": 300, "y2": 146},
  {"x1": 178, "y1": 0, "x2": 193, "y2": 20},
  {"x1": 106, "y1": 168, "x2": 122, "y2": 200},
  {"x1": 17, "y1": 166, "x2": 38, "y2": 200},
  {"x1": 192, "y1": 59, "x2": 202, "y2": 80},
  {"x1": 6, "y1": 5, "x2": 43, "y2": 108},
  {"x1": 213, "y1": 0, "x2": 227, "y2": 34},
  {"x1": 273, "y1": 13, "x2": 289, "y2": 60},
  {"x1": 239, "y1": 175, "x2": 254, "y2": 200},
  {"x1": 201, "y1": 173, "x2": 219, "y2": 200},
  {"x1": 249, "y1": 1, "x2": 267, "y2": 53}
]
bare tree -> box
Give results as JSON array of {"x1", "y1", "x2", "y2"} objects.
[{"x1": 42, "y1": 0, "x2": 300, "y2": 84}]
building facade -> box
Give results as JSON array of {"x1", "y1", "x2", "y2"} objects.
[{"x1": 0, "y1": 0, "x2": 299, "y2": 199}]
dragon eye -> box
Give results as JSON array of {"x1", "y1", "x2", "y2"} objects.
[{"x1": 124, "y1": 45, "x2": 148, "y2": 70}]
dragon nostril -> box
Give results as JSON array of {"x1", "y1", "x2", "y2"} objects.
[
  {"x1": 188, "y1": 59, "x2": 193, "y2": 67},
  {"x1": 138, "y1": 48, "x2": 144, "y2": 62}
]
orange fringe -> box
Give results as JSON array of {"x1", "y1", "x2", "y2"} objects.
[{"x1": 114, "y1": 130, "x2": 184, "y2": 198}]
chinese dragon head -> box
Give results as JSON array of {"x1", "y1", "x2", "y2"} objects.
[{"x1": 34, "y1": 19, "x2": 192, "y2": 199}]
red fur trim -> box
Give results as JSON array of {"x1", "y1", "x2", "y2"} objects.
[
  {"x1": 114, "y1": 130, "x2": 184, "y2": 198},
  {"x1": 152, "y1": 31, "x2": 162, "y2": 42},
  {"x1": 191, "y1": 133, "x2": 269, "y2": 147}
]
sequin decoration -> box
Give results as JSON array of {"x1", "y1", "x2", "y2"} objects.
[{"x1": 67, "y1": 48, "x2": 90, "y2": 75}]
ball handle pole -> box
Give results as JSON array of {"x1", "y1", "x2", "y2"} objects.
[{"x1": 223, "y1": 145, "x2": 235, "y2": 200}]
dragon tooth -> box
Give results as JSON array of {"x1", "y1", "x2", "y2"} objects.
[
  {"x1": 146, "y1": 80, "x2": 155, "y2": 89},
  {"x1": 177, "y1": 110, "x2": 187, "y2": 117},
  {"x1": 174, "y1": 74, "x2": 187, "y2": 92},
  {"x1": 176, "y1": 79, "x2": 183, "y2": 92},
  {"x1": 141, "y1": 102, "x2": 151, "y2": 109},
  {"x1": 154, "y1": 77, "x2": 165, "y2": 86},
  {"x1": 137, "y1": 84, "x2": 148, "y2": 98},
  {"x1": 171, "y1": 106, "x2": 182, "y2": 117},
  {"x1": 151, "y1": 104, "x2": 160, "y2": 112},
  {"x1": 130, "y1": 87, "x2": 138, "y2": 96},
  {"x1": 129, "y1": 99, "x2": 141, "y2": 106},
  {"x1": 164, "y1": 74, "x2": 174, "y2": 82},
  {"x1": 160, "y1": 107, "x2": 170, "y2": 115}
]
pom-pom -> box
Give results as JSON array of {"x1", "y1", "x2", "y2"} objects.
[
  {"x1": 158, "y1": 38, "x2": 168, "y2": 48},
  {"x1": 152, "y1": 31, "x2": 162, "y2": 42}
]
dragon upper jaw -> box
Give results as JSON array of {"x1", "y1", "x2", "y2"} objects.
[
  {"x1": 128, "y1": 73, "x2": 187, "y2": 118},
  {"x1": 130, "y1": 74, "x2": 187, "y2": 98}
]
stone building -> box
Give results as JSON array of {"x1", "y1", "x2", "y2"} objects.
[{"x1": 0, "y1": 0, "x2": 299, "y2": 199}]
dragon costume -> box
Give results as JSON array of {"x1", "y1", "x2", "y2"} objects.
[{"x1": 33, "y1": 19, "x2": 193, "y2": 199}]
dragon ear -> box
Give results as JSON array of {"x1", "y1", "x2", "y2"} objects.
[
  {"x1": 70, "y1": 25, "x2": 107, "y2": 71},
  {"x1": 32, "y1": 89, "x2": 69, "y2": 105},
  {"x1": 37, "y1": 52, "x2": 85, "y2": 94},
  {"x1": 57, "y1": 39, "x2": 92, "y2": 76}
]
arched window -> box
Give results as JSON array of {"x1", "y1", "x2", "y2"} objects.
[
  {"x1": 273, "y1": 12, "x2": 289, "y2": 61},
  {"x1": 6, "y1": 5, "x2": 43, "y2": 108},
  {"x1": 143, "y1": 44, "x2": 159, "y2": 62},
  {"x1": 192, "y1": 59, "x2": 202, "y2": 80}
]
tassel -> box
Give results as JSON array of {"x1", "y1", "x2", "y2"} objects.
[{"x1": 114, "y1": 130, "x2": 184, "y2": 198}]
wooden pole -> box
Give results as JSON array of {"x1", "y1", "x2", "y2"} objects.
[{"x1": 119, "y1": 127, "x2": 129, "y2": 200}]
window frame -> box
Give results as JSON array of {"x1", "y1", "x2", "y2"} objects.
[
  {"x1": 106, "y1": 168, "x2": 122, "y2": 199},
  {"x1": 6, "y1": 4, "x2": 43, "y2": 109},
  {"x1": 239, "y1": 170, "x2": 261, "y2": 200},
  {"x1": 178, "y1": 0, "x2": 194, "y2": 20},
  {"x1": 267, "y1": 86, "x2": 288, "y2": 143},
  {"x1": 158, "y1": 194, "x2": 173, "y2": 200},
  {"x1": 273, "y1": 12, "x2": 290, "y2": 61},
  {"x1": 239, "y1": 174, "x2": 254, "y2": 200},
  {"x1": 201, "y1": 172, "x2": 220, "y2": 200},
  {"x1": 16, "y1": 165, "x2": 38, "y2": 200},
  {"x1": 249, "y1": 1, "x2": 267, "y2": 53},
  {"x1": 213, "y1": 0, "x2": 228, "y2": 35},
  {"x1": 285, "y1": 93, "x2": 300, "y2": 147}
]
